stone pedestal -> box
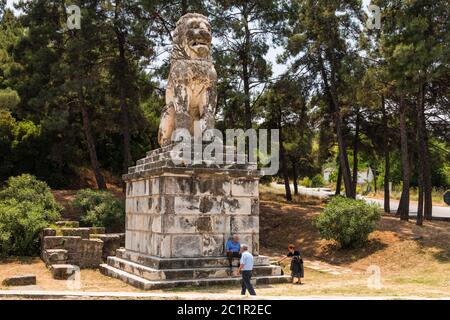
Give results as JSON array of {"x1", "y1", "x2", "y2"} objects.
[{"x1": 100, "y1": 144, "x2": 289, "y2": 289}]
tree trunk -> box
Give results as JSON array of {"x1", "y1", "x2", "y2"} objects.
[
  {"x1": 291, "y1": 157, "x2": 299, "y2": 195},
  {"x1": 381, "y1": 95, "x2": 391, "y2": 213},
  {"x1": 77, "y1": 78, "x2": 107, "y2": 191},
  {"x1": 397, "y1": 96, "x2": 410, "y2": 221},
  {"x1": 280, "y1": 140, "x2": 292, "y2": 201},
  {"x1": 317, "y1": 51, "x2": 354, "y2": 198},
  {"x1": 278, "y1": 105, "x2": 291, "y2": 201},
  {"x1": 115, "y1": 29, "x2": 132, "y2": 175},
  {"x1": 241, "y1": 8, "x2": 252, "y2": 130},
  {"x1": 335, "y1": 163, "x2": 342, "y2": 196},
  {"x1": 352, "y1": 111, "x2": 360, "y2": 195},
  {"x1": 417, "y1": 83, "x2": 433, "y2": 220}
]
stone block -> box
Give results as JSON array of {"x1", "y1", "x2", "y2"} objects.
[
  {"x1": 193, "y1": 177, "x2": 231, "y2": 196},
  {"x1": 2, "y1": 274, "x2": 36, "y2": 286},
  {"x1": 172, "y1": 235, "x2": 202, "y2": 257},
  {"x1": 199, "y1": 196, "x2": 222, "y2": 214},
  {"x1": 90, "y1": 234, "x2": 122, "y2": 259},
  {"x1": 43, "y1": 236, "x2": 81, "y2": 251},
  {"x1": 78, "y1": 239, "x2": 103, "y2": 268},
  {"x1": 149, "y1": 178, "x2": 160, "y2": 195},
  {"x1": 50, "y1": 264, "x2": 78, "y2": 280},
  {"x1": 230, "y1": 216, "x2": 259, "y2": 233},
  {"x1": 152, "y1": 234, "x2": 171, "y2": 257},
  {"x1": 43, "y1": 249, "x2": 68, "y2": 265},
  {"x1": 163, "y1": 176, "x2": 192, "y2": 195},
  {"x1": 231, "y1": 179, "x2": 258, "y2": 197},
  {"x1": 89, "y1": 227, "x2": 105, "y2": 235},
  {"x1": 61, "y1": 228, "x2": 90, "y2": 239},
  {"x1": 41, "y1": 228, "x2": 56, "y2": 238},
  {"x1": 174, "y1": 196, "x2": 200, "y2": 214},
  {"x1": 202, "y1": 234, "x2": 224, "y2": 256},
  {"x1": 223, "y1": 197, "x2": 252, "y2": 215}
]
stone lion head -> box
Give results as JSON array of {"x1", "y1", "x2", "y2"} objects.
[{"x1": 171, "y1": 13, "x2": 212, "y2": 61}]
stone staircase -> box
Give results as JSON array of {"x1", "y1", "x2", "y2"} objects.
[
  {"x1": 99, "y1": 248, "x2": 290, "y2": 290},
  {"x1": 40, "y1": 221, "x2": 125, "y2": 279}
]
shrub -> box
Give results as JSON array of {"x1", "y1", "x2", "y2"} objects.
[
  {"x1": 311, "y1": 174, "x2": 325, "y2": 188},
  {"x1": 0, "y1": 174, "x2": 61, "y2": 256},
  {"x1": 300, "y1": 177, "x2": 312, "y2": 187},
  {"x1": 73, "y1": 189, "x2": 124, "y2": 232},
  {"x1": 313, "y1": 196, "x2": 381, "y2": 248}
]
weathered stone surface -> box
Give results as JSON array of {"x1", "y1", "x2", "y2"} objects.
[
  {"x1": 230, "y1": 216, "x2": 259, "y2": 234},
  {"x1": 41, "y1": 228, "x2": 56, "y2": 238},
  {"x1": 43, "y1": 236, "x2": 81, "y2": 251},
  {"x1": 202, "y1": 234, "x2": 223, "y2": 256},
  {"x1": 2, "y1": 274, "x2": 36, "y2": 286},
  {"x1": 61, "y1": 228, "x2": 90, "y2": 239},
  {"x1": 91, "y1": 234, "x2": 122, "y2": 259},
  {"x1": 50, "y1": 264, "x2": 77, "y2": 280},
  {"x1": 158, "y1": 13, "x2": 216, "y2": 146},
  {"x1": 231, "y1": 179, "x2": 259, "y2": 197},
  {"x1": 78, "y1": 239, "x2": 103, "y2": 268},
  {"x1": 172, "y1": 235, "x2": 202, "y2": 257},
  {"x1": 43, "y1": 249, "x2": 68, "y2": 265}
]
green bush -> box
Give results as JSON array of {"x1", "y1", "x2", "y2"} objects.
[
  {"x1": 0, "y1": 174, "x2": 61, "y2": 256},
  {"x1": 73, "y1": 189, "x2": 124, "y2": 232},
  {"x1": 311, "y1": 174, "x2": 325, "y2": 188},
  {"x1": 313, "y1": 196, "x2": 381, "y2": 248},
  {"x1": 300, "y1": 177, "x2": 312, "y2": 187}
]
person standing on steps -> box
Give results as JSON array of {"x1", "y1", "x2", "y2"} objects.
[
  {"x1": 237, "y1": 244, "x2": 256, "y2": 296},
  {"x1": 278, "y1": 244, "x2": 304, "y2": 284}
]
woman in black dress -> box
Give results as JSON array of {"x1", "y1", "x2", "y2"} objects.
[{"x1": 278, "y1": 244, "x2": 304, "y2": 284}]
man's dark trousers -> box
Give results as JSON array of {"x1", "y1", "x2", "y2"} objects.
[{"x1": 241, "y1": 270, "x2": 256, "y2": 295}]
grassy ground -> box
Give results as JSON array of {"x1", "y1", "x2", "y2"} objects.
[{"x1": 1, "y1": 185, "x2": 449, "y2": 298}]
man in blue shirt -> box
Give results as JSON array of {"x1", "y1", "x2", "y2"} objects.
[
  {"x1": 225, "y1": 234, "x2": 241, "y2": 271},
  {"x1": 237, "y1": 244, "x2": 256, "y2": 296}
]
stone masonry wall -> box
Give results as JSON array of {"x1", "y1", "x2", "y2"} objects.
[{"x1": 125, "y1": 173, "x2": 259, "y2": 258}]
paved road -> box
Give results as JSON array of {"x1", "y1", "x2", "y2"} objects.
[
  {"x1": 271, "y1": 183, "x2": 450, "y2": 219},
  {"x1": 362, "y1": 197, "x2": 450, "y2": 218}
]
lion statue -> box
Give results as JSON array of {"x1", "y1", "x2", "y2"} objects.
[{"x1": 158, "y1": 13, "x2": 217, "y2": 146}]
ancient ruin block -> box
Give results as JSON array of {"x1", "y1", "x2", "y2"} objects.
[
  {"x1": 43, "y1": 249, "x2": 68, "y2": 265},
  {"x1": 231, "y1": 179, "x2": 259, "y2": 197},
  {"x1": 61, "y1": 227, "x2": 90, "y2": 239},
  {"x1": 43, "y1": 236, "x2": 81, "y2": 251},
  {"x1": 50, "y1": 264, "x2": 77, "y2": 280},
  {"x1": 90, "y1": 234, "x2": 122, "y2": 259},
  {"x1": 41, "y1": 228, "x2": 56, "y2": 238},
  {"x1": 172, "y1": 235, "x2": 202, "y2": 257},
  {"x1": 2, "y1": 274, "x2": 36, "y2": 286},
  {"x1": 78, "y1": 239, "x2": 103, "y2": 268}
]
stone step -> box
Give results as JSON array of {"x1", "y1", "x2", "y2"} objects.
[
  {"x1": 99, "y1": 264, "x2": 291, "y2": 290},
  {"x1": 115, "y1": 248, "x2": 270, "y2": 269},
  {"x1": 42, "y1": 249, "x2": 68, "y2": 265},
  {"x1": 107, "y1": 256, "x2": 281, "y2": 281}
]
